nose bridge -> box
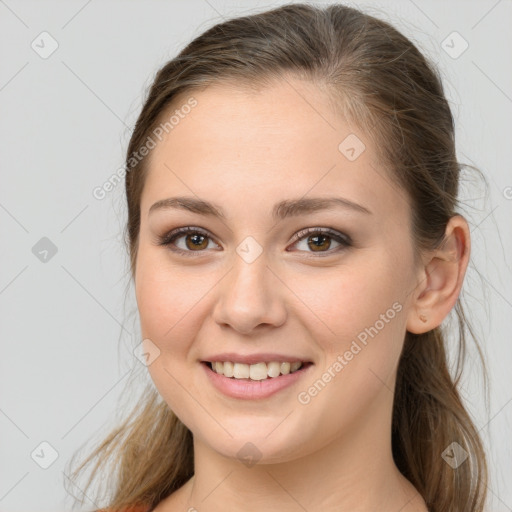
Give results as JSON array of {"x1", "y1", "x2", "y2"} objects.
[{"x1": 213, "y1": 248, "x2": 286, "y2": 333}]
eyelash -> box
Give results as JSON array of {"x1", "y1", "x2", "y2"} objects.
[{"x1": 157, "y1": 226, "x2": 352, "y2": 258}]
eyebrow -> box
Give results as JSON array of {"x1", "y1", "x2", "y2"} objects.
[{"x1": 149, "y1": 195, "x2": 372, "y2": 219}]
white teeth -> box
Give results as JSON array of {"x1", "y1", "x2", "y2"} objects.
[
  {"x1": 223, "y1": 361, "x2": 234, "y2": 378},
  {"x1": 233, "y1": 363, "x2": 250, "y2": 379},
  {"x1": 249, "y1": 362, "x2": 268, "y2": 381},
  {"x1": 267, "y1": 361, "x2": 281, "y2": 378},
  {"x1": 209, "y1": 361, "x2": 305, "y2": 380}
]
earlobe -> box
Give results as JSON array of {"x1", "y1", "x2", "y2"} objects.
[{"x1": 406, "y1": 215, "x2": 470, "y2": 334}]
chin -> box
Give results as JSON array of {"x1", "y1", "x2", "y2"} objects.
[{"x1": 200, "y1": 426, "x2": 311, "y2": 466}]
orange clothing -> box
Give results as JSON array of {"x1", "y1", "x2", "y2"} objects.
[{"x1": 96, "y1": 507, "x2": 151, "y2": 512}]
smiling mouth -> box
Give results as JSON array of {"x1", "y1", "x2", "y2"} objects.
[{"x1": 203, "y1": 361, "x2": 313, "y2": 381}]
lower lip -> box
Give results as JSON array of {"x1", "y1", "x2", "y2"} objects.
[{"x1": 201, "y1": 362, "x2": 314, "y2": 400}]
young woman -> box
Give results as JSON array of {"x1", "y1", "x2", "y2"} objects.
[{"x1": 67, "y1": 3, "x2": 488, "y2": 511}]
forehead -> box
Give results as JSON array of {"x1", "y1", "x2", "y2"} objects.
[
  {"x1": 165, "y1": 78, "x2": 350, "y2": 153},
  {"x1": 141, "y1": 78, "x2": 410, "y2": 224}
]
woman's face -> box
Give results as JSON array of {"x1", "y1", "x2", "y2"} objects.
[{"x1": 135, "y1": 77, "x2": 421, "y2": 463}]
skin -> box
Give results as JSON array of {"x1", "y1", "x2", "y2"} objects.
[{"x1": 134, "y1": 76, "x2": 470, "y2": 511}]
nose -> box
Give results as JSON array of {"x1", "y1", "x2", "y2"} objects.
[{"x1": 212, "y1": 253, "x2": 287, "y2": 335}]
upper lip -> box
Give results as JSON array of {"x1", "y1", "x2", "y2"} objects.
[{"x1": 201, "y1": 353, "x2": 313, "y2": 365}]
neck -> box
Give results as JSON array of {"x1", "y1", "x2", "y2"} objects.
[{"x1": 179, "y1": 389, "x2": 427, "y2": 512}]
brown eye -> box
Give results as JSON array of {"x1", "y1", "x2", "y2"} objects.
[
  {"x1": 184, "y1": 232, "x2": 209, "y2": 251},
  {"x1": 290, "y1": 227, "x2": 351, "y2": 256},
  {"x1": 307, "y1": 233, "x2": 333, "y2": 252},
  {"x1": 158, "y1": 227, "x2": 219, "y2": 256}
]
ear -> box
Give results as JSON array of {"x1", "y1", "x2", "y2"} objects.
[{"x1": 406, "y1": 215, "x2": 471, "y2": 334}]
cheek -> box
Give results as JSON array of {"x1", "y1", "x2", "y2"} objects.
[
  {"x1": 135, "y1": 273, "x2": 174, "y2": 341},
  {"x1": 134, "y1": 248, "x2": 216, "y2": 384},
  {"x1": 295, "y1": 255, "x2": 409, "y2": 406},
  {"x1": 135, "y1": 247, "x2": 202, "y2": 341},
  {"x1": 291, "y1": 267, "x2": 407, "y2": 442},
  {"x1": 296, "y1": 260, "x2": 406, "y2": 344},
  {"x1": 135, "y1": 258, "x2": 207, "y2": 428}
]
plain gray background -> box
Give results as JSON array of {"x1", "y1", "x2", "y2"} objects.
[{"x1": 1, "y1": 0, "x2": 511, "y2": 510}]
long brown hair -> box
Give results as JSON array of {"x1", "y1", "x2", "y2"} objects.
[{"x1": 65, "y1": 3, "x2": 489, "y2": 511}]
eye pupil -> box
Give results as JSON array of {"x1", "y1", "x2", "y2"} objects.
[{"x1": 308, "y1": 234, "x2": 331, "y2": 251}]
